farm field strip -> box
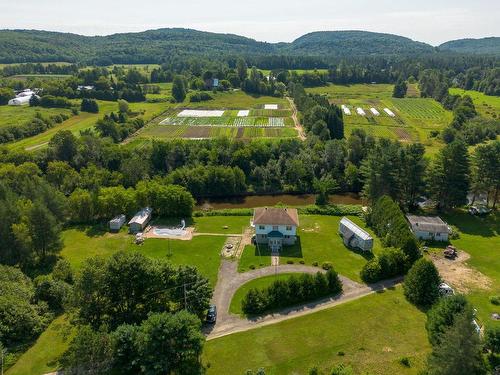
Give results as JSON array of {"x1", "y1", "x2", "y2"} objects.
[{"x1": 159, "y1": 116, "x2": 286, "y2": 127}]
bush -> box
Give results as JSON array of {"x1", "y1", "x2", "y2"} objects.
[
  {"x1": 403, "y1": 258, "x2": 441, "y2": 307},
  {"x1": 81, "y1": 98, "x2": 99, "y2": 113},
  {"x1": 321, "y1": 262, "x2": 333, "y2": 270},
  {"x1": 484, "y1": 325, "x2": 500, "y2": 353},
  {"x1": 398, "y1": 356, "x2": 411, "y2": 367},
  {"x1": 299, "y1": 260, "x2": 305, "y2": 264},
  {"x1": 426, "y1": 295, "x2": 470, "y2": 347},
  {"x1": 241, "y1": 270, "x2": 342, "y2": 315},
  {"x1": 189, "y1": 92, "x2": 213, "y2": 102},
  {"x1": 489, "y1": 295, "x2": 500, "y2": 305},
  {"x1": 312, "y1": 261, "x2": 319, "y2": 267},
  {"x1": 360, "y1": 248, "x2": 409, "y2": 283},
  {"x1": 34, "y1": 275, "x2": 72, "y2": 311},
  {"x1": 287, "y1": 260, "x2": 294, "y2": 264},
  {"x1": 53, "y1": 258, "x2": 74, "y2": 284}
]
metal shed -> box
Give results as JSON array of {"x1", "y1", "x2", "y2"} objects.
[
  {"x1": 109, "y1": 214, "x2": 126, "y2": 232},
  {"x1": 128, "y1": 207, "x2": 152, "y2": 234},
  {"x1": 339, "y1": 217, "x2": 373, "y2": 252}
]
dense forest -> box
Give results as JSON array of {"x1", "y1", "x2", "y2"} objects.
[{"x1": 1, "y1": 28, "x2": 499, "y2": 65}]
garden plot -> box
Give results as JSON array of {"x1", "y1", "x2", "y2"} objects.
[
  {"x1": 237, "y1": 110, "x2": 250, "y2": 117},
  {"x1": 268, "y1": 117, "x2": 284, "y2": 126},
  {"x1": 178, "y1": 109, "x2": 224, "y2": 117}
]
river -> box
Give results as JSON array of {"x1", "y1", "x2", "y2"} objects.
[{"x1": 195, "y1": 193, "x2": 362, "y2": 210}]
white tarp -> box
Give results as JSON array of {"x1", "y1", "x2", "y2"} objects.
[
  {"x1": 264, "y1": 104, "x2": 278, "y2": 110},
  {"x1": 384, "y1": 108, "x2": 396, "y2": 117},
  {"x1": 237, "y1": 110, "x2": 250, "y2": 117},
  {"x1": 356, "y1": 108, "x2": 366, "y2": 116},
  {"x1": 370, "y1": 108, "x2": 380, "y2": 116},
  {"x1": 341, "y1": 104, "x2": 351, "y2": 116},
  {"x1": 177, "y1": 110, "x2": 224, "y2": 117}
]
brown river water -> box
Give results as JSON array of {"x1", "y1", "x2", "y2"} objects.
[{"x1": 195, "y1": 193, "x2": 362, "y2": 210}]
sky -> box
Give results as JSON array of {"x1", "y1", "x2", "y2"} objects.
[{"x1": 1, "y1": 0, "x2": 499, "y2": 45}]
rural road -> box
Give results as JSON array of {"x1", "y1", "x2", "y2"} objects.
[
  {"x1": 287, "y1": 97, "x2": 306, "y2": 140},
  {"x1": 205, "y1": 260, "x2": 402, "y2": 340}
]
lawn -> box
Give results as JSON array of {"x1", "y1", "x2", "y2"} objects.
[
  {"x1": 60, "y1": 227, "x2": 226, "y2": 285},
  {"x1": 306, "y1": 83, "x2": 394, "y2": 100},
  {"x1": 442, "y1": 211, "x2": 500, "y2": 325},
  {"x1": 204, "y1": 287, "x2": 430, "y2": 375},
  {"x1": 449, "y1": 88, "x2": 500, "y2": 120},
  {"x1": 193, "y1": 215, "x2": 251, "y2": 234},
  {"x1": 180, "y1": 90, "x2": 289, "y2": 109},
  {"x1": 6, "y1": 315, "x2": 75, "y2": 375},
  {"x1": 238, "y1": 215, "x2": 383, "y2": 281},
  {"x1": 229, "y1": 273, "x2": 301, "y2": 315}
]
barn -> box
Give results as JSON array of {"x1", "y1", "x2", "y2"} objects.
[
  {"x1": 128, "y1": 207, "x2": 153, "y2": 233},
  {"x1": 339, "y1": 217, "x2": 373, "y2": 252}
]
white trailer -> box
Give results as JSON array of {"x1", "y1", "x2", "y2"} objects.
[
  {"x1": 338, "y1": 217, "x2": 373, "y2": 252},
  {"x1": 109, "y1": 214, "x2": 126, "y2": 232}
]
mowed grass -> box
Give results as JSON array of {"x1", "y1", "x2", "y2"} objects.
[
  {"x1": 229, "y1": 273, "x2": 301, "y2": 315},
  {"x1": 0, "y1": 105, "x2": 72, "y2": 129},
  {"x1": 60, "y1": 227, "x2": 225, "y2": 285},
  {"x1": 204, "y1": 287, "x2": 430, "y2": 375},
  {"x1": 238, "y1": 215, "x2": 382, "y2": 281},
  {"x1": 449, "y1": 88, "x2": 500, "y2": 119},
  {"x1": 180, "y1": 90, "x2": 289, "y2": 109},
  {"x1": 306, "y1": 83, "x2": 394, "y2": 100},
  {"x1": 6, "y1": 315, "x2": 74, "y2": 375},
  {"x1": 193, "y1": 215, "x2": 251, "y2": 234},
  {"x1": 442, "y1": 211, "x2": 500, "y2": 325}
]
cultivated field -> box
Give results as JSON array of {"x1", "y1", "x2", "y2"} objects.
[
  {"x1": 306, "y1": 84, "x2": 452, "y2": 154},
  {"x1": 0, "y1": 105, "x2": 72, "y2": 129}
]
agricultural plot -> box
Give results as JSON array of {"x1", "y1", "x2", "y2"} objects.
[
  {"x1": 390, "y1": 98, "x2": 447, "y2": 120},
  {"x1": 449, "y1": 88, "x2": 500, "y2": 119}
]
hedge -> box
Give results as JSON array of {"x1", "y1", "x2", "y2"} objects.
[
  {"x1": 241, "y1": 269, "x2": 342, "y2": 315},
  {"x1": 193, "y1": 204, "x2": 362, "y2": 217}
]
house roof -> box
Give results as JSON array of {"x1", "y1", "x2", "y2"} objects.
[
  {"x1": 253, "y1": 207, "x2": 299, "y2": 227},
  {"x1": 128, "y1": 207, "x2": 152, "y2": 226},
  {"x1": 406, "y1": 215, "x2": 450, "y2": 233},
  {"x1": 339, "y1": 217, "x2": 372, "y2": 241}
]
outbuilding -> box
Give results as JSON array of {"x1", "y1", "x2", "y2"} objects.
[
  {"x1": 128, "y1": 207, "x2": 153, "y2": 233},
  {"x1": 339, "y1": 217, "x2": 373, "y2": 252},
  {"x1": 406, "y1": 215, "x2": 451, "y2": 241},
  {"x1": 109, "y1": 214, "x2": 126, "y2": 232}
]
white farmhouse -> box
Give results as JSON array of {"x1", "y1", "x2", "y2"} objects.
[
  {"x1": 128, "y1": 207, "x2": 153, "y2": 233},
  {"x1": 338, "y1": 217, "x2": 373, "y2": 252},
  {"x1": 406, "y1": 215, "x2": 451, "y2": 241},
  {"x1": 253, "y1": 207, "x2": 299, "y2": 252}
]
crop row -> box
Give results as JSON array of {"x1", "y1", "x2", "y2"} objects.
[{"x1": 160, "y1": 116, "x2": 286, "y2": 127}]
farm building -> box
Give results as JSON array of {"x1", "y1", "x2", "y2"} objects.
[
  {"x1": 406, "y1": 215, "x2": 451, "y2": 241},
  {"x1": 338, "y1": 217, "x2": 373, "y2": 252},
  {"x1": 253, "y1": 207, "x2": 299, "y2": 252},
  {"x1": 128, "y1": 207, "x2": 153, "y2": 233},
  {"x1": 109, "y1": 214, "x2": 126, "y2": 232},
  {"x1": 8, "y1": 95, "x2": 37, "y2": 106}
]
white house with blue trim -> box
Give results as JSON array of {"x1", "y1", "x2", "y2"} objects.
[{"x1": 253, "y1": 207, "x2": 299, "y2": 252}]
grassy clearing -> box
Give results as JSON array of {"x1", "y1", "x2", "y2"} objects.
[
  {"x1": 193, "y1": 215, "x2": 251, "y2": 234},
  {"x1": 204, "y1": 287, "x2": 430, "y2": 375},
  {"x1": 6, "y1": 315, "x2": 74, "y2": 375},
  {"x1": 306, "y1": 83, "x2": 394, "y2": 100},
  {"x1": 442, "y1": 211, "x2": 500, "y2": 325},
  {"x1": 229, "y1": 273, "x2": 301, "y2": 315},
  {"x1": 449, "y1": 88, "x2": 500, "y2": 119},
  {"x1": 180, "y1": 90, "x2": 288, "y2": 109},
  {"x1": 60, "y1": 227, "x2": 225, "y2": 285},
  {"x1": 0, "y1": 105, "x2": 72, "y2": 129},
  {"x1": 238, "y1": 215, "x2": 383, "y2": 281}
]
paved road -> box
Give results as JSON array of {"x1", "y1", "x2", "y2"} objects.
[{"x1": 205, "y1": 260, "x2": 401, "y2": 340}]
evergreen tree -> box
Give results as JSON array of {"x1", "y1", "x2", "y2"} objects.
[
  {"x1": 426, "y1": 312, "x2": 486, "y2": 375},
  {"x1": 428, "y1": 140, "x2": 470, "y2": 210},
  {"x1": 172, "y1": 76, "x2": 187, "y2": 103},
  {"x1": 403, "y1": 258, "x2": 441, "y2": 307},
  {"x1": 236, "y1": 58, "x2": 248, "y2": 82},
  {"x1": 393, "y1": 78, "x2": 408, "y2": 98}
]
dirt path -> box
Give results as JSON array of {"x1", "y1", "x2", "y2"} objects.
[
  {"x1": 287, "y1": 97, "x2": 306, "y2": 140},
  {"x1": 206, "y1": 260, "x2": 401, "y2": 340}
]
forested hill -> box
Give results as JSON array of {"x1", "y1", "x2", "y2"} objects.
[
  {"x1": 0, "y1": 28, "x2": 496, "y2": 64},
  {"x1": 439, "y1": 37, "x2": 500, "y2": 55},
  {"x1": 286, "y1": 31, "x2": 434, "y2": 56}
]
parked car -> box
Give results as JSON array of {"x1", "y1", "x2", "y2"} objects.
[
  {"x1": 439, "y1": 282, "x2": 454, "y2": 296},
  {"x1": 206, "y1": 305, "x2": 217, "y2": 324},
  {"x1": 468, "y1": 205, "x2": 491, "y2": 216}
]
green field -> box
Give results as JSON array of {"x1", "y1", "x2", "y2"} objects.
[
  {"x1": 238, "y1": 215, "x2": 382, "y2": 282},
  {"x1": 306, "y1": 84, "x2": 452, "y2": 154},
  {"x1": 449, "y1": 88, "x2": 500, "y2": 119},
  {"x1": 0, "y1": 105, "x2": 72, "y2": 129},
  {"x1": 204, "y1": 287, "x2": 430, "y2": 375},
  {"x1": 229, "y1": 273, "x2": 300, "y2": 315}
]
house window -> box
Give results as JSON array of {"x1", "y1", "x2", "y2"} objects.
[
  {"x1": 259, "y1": 225, "x2": 265, "y2": 230},
  {"x1": 436, "y1": 233, "x2": 441, "y2": 236},
  {"x1": 286, "y1": 226, "x2": 292, "y2": 231},
  {"x1": 273, "y1": 226, "x2": 278, "y2": 231}
]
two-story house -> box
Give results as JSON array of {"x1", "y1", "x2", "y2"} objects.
[{"x1": 252, "y1": 207, "x2": 299, "y2": 252}]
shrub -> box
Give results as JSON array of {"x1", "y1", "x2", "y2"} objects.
[
  {"x1": 312, "y1": 261, "x2": 319, "y2": 267},
  {"x1": 34, "y1": 275, "x2": 72, "y2": 311},
  {"x1": 403, "y1": 258, "x2": 441, "y2": 307},
  {"x1": 398, "y1": 356, "x2": 411, "y2": 367},
  {"x1": 484, "y1": 325, "x2": 500, "y2": 353},
  {"x1": 249, "y1": 264, "x2": 256, "y2": 270},
  {"x1": 321, "y1": 262, "x2": 333, "y2": 270},
  {"x1": 287, "y1": 260, "x2": 294, "y2": 264},
  {"x1": 241, "y1": 270, "x2": 342, "y2": 315},
  {"x1": 489, "y1": 295, "x2": 500, "y2": 305},
  {"x1": 360, "y1": 258, "x2": 383, "y2": 283},
  {"x1": 189, "y1": 92, "x2": 213, "y2": 102},
  {"x1": 299, "y1": 260, "x2": 305, "y2": 264}
]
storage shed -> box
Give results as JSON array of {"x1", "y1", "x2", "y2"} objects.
[
  {"x1": 109, "y1": 214, "x2": 126, "y2": 232},
  {"x1": 339, "y1": 217, "x2": 373, "y2": 252},
  {"x1": 128, "y1": 207, "x2": 153, "y2": 233}
]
